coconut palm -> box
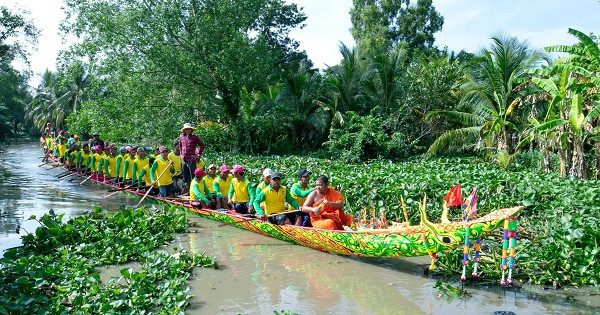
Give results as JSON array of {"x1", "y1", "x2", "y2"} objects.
[
  {"x1": 26, "y1": 63, "x2": 90, "y2": 131},
  {"x1": 426, "y1": 34, "x2": 548, "y2": 156}
]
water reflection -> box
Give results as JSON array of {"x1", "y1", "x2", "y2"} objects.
[{"x1": 0, "y1": 141, "x2": 145, "y2": 252}]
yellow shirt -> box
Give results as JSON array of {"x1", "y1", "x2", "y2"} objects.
[
  {"x1": 213, "y1": 174, "x2": 232, "y2": 197},
  {"x1": 103, "y1": 155, "x2": 117, "y2": 177},
  {"x1": 150, "y1": 156, "x2": 174, "y2": 187},
  {"x1": 202, "y1": 174, "x2": 217, "y2": 193},
  {"x1": 229, "y1": 177, "x2": 252, "y2": 203},
  {"x1": 123, "y1": 156, "x2": 136, "y2": 180},
  {"x1": 190, "y1": 178, "x2": 210, "y2": 202},
  {"x1": 167, "y1": 152, "x2": 182, "y2": 176}
]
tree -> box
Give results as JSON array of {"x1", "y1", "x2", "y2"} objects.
[
  {"x1": 350, "y1": 0, "x2": 443, "y2": 56},
  {"x1": 427, "y1": 34, "x2": 548, "y2": 156},
  {"x1": 62, "y1": 0, "x2": 306, "y2": 124},
  {"x1": 0, "y1": 6, "x2": 38, "y2": 63},
  {"x1": 0, "y1": 6, "x2": 38, "y2": 138}
]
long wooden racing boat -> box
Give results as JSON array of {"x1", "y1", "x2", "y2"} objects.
[{"x1": 50, "y1": 163, "x2": 522, "y2": 258}]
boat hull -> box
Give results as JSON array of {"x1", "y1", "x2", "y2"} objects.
[{"x1": 52, "y1": 164, "x2": 521, "y2": 258}]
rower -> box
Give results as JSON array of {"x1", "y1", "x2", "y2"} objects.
[
  {"x1": 121, "y1": 147, "x2": 137, "y2": 185},
  {"x1": 131, "y1": 147, "x2": 149, "y2": 188},
  {"x1": 168, "y1": 141, "x2": 183, "y2": 192},
  {"x1": 213, "y1": 164, "x2": 232, "y2": 210},
  {"x1": 150, "y1": 146, "x2": 176, "y2": 197},
  {"x1": 102, "y1": 146, "x2": 119, "y2": 183},
  {"x1": 77, "y1": 143, "x2": 91, "y2": 174},
  {"x1": 136, "y1": 157, "x2": 158, "y2": 195},
  {"x1": 190, "y1": 168, "x2": 214, "y2": 209},
  {"x1": 227, "y1": 165, "x2": 255, "y2": 214},
  {"x1": 290, "y1": 169, "x2": 314, "y2": 226},
  {"x1": 202, "y1": 164, "x2": 219, "y2": 206},
  {"x1": 253, "y1": 172, "x2": 302, "y2": 225},
  {"x1": 254, "y1": 168, "x2": 272, "y2": 212}
]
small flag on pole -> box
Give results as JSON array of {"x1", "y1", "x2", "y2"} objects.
[
  {"x1": 443, "y1": 185, "x2": 463, "y2": 207},
  {"x1": 462, "y1": 186, "x2": 479, "y2": 218}
]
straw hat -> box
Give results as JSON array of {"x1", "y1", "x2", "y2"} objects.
[{"x1": 181, "y1": 123, "x2": 195, "y2": 132}]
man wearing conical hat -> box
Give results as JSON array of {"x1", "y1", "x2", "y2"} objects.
[{"x1": 179, "y1": 123, "x2": 206, "y2": 194}]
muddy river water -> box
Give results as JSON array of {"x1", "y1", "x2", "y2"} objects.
[{"x1": 1, "y1": 141, "x2": 598, "y2": 314}]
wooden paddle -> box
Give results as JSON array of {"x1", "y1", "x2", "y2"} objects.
[
  {"x1": 104, "y1": 183, "x2": 136, "y2": 197},
  {"x1": 218, "y1": 210, "x2": 301, "y2": 227},
  {"x1": 58, "y1": 172, "x2": 77, "y2": 180},
  {"x1": 79, "y1": 173, "x2": 95, "y2": 185},
  {"x1": 135, "y1": 161, "x2": 172, "y2": 207}
]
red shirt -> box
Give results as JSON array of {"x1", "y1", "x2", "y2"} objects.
[{"x1": 179, "y1": 134, "x2": 206, "y2": 162}]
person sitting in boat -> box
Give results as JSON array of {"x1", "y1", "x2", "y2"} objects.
[
  {"x1": 190, "y1": 168, "x2": 214, "y2": 209},
  {"x1": 213, "y1": 164, "x2": 232, "y2": 210},
  {"x1": 227, "y1": 165, "x2": 255, "y2": 214},
  {"x1": 136, "y1": 157, "x2": 158, "y2": 196},
  {"x1": 255, "y1": 168, "x2": 272, "y2": 212},
  {"x1": 253, "y1": 172, "x2": 303, "y2": 225},
  {"x1": 150, "y1": 146, "x2": 177, "y2": 197},
  {"x1": 302, "y1": 175, "x2": 355, "y2": 230},
  {"x1": 289, "y1": 169, "x2": 314, "y2": 227},
  {"x1": 203, "y1": 164, "x2": 219, "y2": 206},
  {"x1": 66, "y1": 143, "x2": 79, "y2": 170},
  {"x1": 168, "y1": 142, "x2": 184, "y2": 193}
]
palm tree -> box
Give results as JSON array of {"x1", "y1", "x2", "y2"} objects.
[
  {"x1": 426, "y1": 34, "x2": 548, "y2": 156},
  {"x1": 26, "y1": 63, "x2": 90, "y2": 131}
]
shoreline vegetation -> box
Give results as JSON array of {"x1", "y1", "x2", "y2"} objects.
[{"x1": 0, "y1": 206, "x2": 217, "y2": 314}]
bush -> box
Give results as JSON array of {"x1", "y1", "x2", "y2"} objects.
[{"x1": 325, "y1": 112, "x2": 409, "y2": 163}]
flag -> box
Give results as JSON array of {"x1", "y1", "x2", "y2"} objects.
[
  {"x1": 443, "y1": 184, "x2": 463, "y2": 207},
  {"x1": 462, "y1": 186, "x2": 479, "y2": 218}
]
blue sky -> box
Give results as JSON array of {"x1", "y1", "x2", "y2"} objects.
[{"x1": 1, "y1": 0, "x2": 599, "y2": 87}]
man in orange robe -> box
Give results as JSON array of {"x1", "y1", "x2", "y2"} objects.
[{"x1": 302, "y1": 175, "x2": 354, "y2": 230}]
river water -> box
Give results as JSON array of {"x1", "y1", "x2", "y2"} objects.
[{"x1": 1, "y1": 142, "x2": 598, "y2": 314}]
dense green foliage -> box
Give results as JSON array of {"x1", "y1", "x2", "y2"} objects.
[
  {"x1": 0, "y1": 6, "x2": 37, "y2": 138},
  {"x1": 0, "y1": 206, "x2": 217, "y2": 314},
  {"x1": 350, "y1": 0, "x2": 444, "y2": 55},
  {"x1": 201, "y1": 151, "x2": 599, "y2": 286}
]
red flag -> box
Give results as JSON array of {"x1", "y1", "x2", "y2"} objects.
[{"x1": 443, "y1": 185, "x2": 463, "y2": 207}]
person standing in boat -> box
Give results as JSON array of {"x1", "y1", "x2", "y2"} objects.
[
  {"x1": 121, "y1": 147, "x2": 137, "y2": 185},
  {"x1": 131, "y1": 147, "x2": 149, "y2": 187},
  {"x1": 150, "y1": 146, "x2": 176, "y2": 197},
  {"x1": 90, "y1": 132, "x2": 104, "y2": 151},
  {"x1": 168, "y1": 141, "x2": 183, "y2": 192},
  {"x1": 290, "y1": 169, "x2": 314, "y2": 227},
  {"x1": 202, "y1": 164, "x2": 219, "y2": 206},
  {"x1": 190, "y1": 168, "x2": 214, "y2": 209},
  {"x1": 179, "y1": 123, "x2": 206, "y2": 195},
  {"x1": 213, "y1": 164, "x2": 232, "y2": 210},
  {"x1": 102, "y1": 146, "x2": 119, "y2": 183},
  {"x1": 228, "y1": 165, "x2": 255, "y2": 214},
  {"x1": 253, "y1": 172, "x2": 303, "y2": 225},
  {"x1": 76, "y1": 143, "x2": 91, "y2": 174},
  {"x1": 302, "y1": 175, "x2": 355, "y2": 230}
]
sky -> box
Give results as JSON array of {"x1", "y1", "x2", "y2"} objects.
[{"x1": 1, "y1": 0, "x2": 599, "y2": 88}]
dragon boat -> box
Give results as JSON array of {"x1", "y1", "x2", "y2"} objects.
[{"x1": 49, "y1": 163, "x2": 522, "y2": 259}]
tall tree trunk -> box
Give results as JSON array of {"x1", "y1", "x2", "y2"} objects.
[
  {"x1": 596, "y1": 143, "x2": 600, "y2": 180},
  {"x1": 569, "y1": 136, "x2": 584, "y2": 179},
  {"x1": 540, "y1": 139, "x2": 551, "y2": 173}
]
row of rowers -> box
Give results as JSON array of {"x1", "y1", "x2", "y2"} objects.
[{"x1": 47, "y1": 138, "x2": 354, "y2": 230}]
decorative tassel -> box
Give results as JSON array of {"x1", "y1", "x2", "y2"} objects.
[
  {"x1": 461, "y1": 227, "x2": 470, "y2": 281},
  {"x1": 472, "y1": 238, "x2": 481, "y2": 277},
  {"x1": 500, "y1": 220, "x2": 509, "y2": 285},
  {"x1": 507, "y1": 218, "x2": 518, "y2": 285}
]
